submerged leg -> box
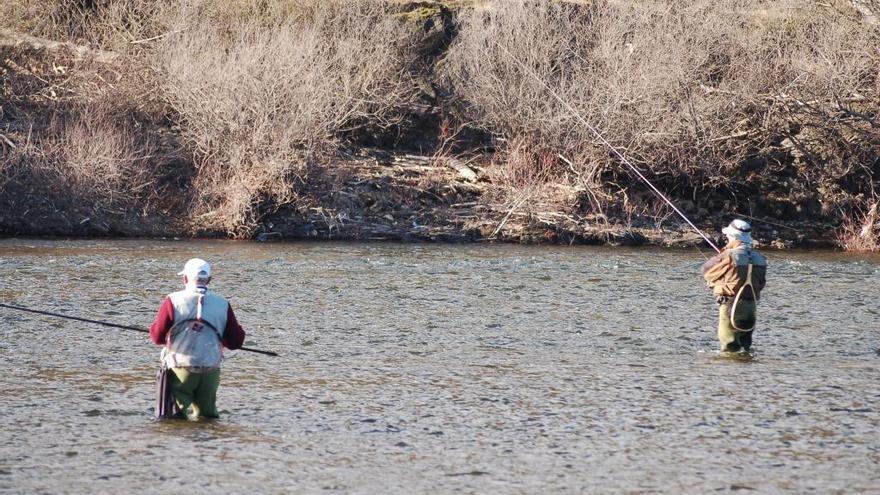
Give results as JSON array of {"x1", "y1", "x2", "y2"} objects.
[
  {"x1": 169, "y1": 367, "x2": 197, "y2": 416},
  {"x1": 191, "y1": 369, "x2": 221, "y2": 419},
  {"x1": 737, "y1": 330, "x2": 754, "y2": 352},
  {"x1": 717, "y1": 304, "x2": 741, "y2": 352},
  {"x1": 731, "y1": 299, "x2": 756, "y2": 352}
]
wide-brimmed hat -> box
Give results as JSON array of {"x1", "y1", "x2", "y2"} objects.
[
  {"x1": 177, "y1": 258, "x2": 211, "y2": 280},
  {"x1": 722, "y1": 219, "x2": 752, "y2": 244}
]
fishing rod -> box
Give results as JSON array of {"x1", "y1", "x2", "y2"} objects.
[
  {"x1": 0, "y1": 302, "x2": 279, "y2": 357},
  {"x1": 491, "y1": 41, "x2": 721, "y2": 253}
]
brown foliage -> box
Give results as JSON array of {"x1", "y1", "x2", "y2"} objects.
[
  {"x1": 2, "y1": 100, "x2": 164, "y2": 210},
  {"x1": 2, "y1": 0, "x2": 878, "y2": 242},
  {"x1": 837, "y1": 199, "x2": 880, "y2": 252},
  {"x1": 441, "y1": 0, "x2": 880, "y2": 218},
  {"x1": 155, "y1": 0, "x2": 421, "y2": 236}
]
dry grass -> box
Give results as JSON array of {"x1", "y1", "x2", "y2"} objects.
[
  {"x1": 2, "y1": 0, "x2": 426, "y2": 236},
  {"x1": 1, "y1": 0, "x2": 176, "y2": 219},
  {"x1": 2, "y1": 100, "x2": 163, "y2": 209},
  {"x1": 49, "y1": 105, "x2": 159, "y2": 201},
  {"x1": 837, "y1": 199, "x2": 880, "y2": 252},
  {"x1": 0, "y1": 0, "x2": 168, "y2": 54},
  {"x1": 155, "y1": 0, "x2": 420, "y2": 236},
  {"x1": 441, "y1": 0, "x2": 879, "y2": 217},
  {"x1": 2, "y1": 0, "x2": 877, "y2": 239}
]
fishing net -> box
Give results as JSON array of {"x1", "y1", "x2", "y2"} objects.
[
  {"x1": 730, "y1": 264, "x2": 757, "y2": 331},
  {"x1": 155, "y1": 367, "x2": 180, "y2": 419}
]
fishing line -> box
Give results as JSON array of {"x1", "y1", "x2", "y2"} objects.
[
  {"x1": 489, "y1": 39, "x2": 721, "y2": 253},
  {"x1": 0, "y1": 302, "x2": 278, "y2": 357}
]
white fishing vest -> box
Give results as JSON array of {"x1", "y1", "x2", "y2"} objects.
[{"x1": 161, "y1": 286, "x2": 230, "y2": 369}]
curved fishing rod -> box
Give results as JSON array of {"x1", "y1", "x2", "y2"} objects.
[
  {"x1": 0, "y1": 302, "x2": 279, "y2": 357},
  {"x1": 491, "y1": 41, "x2": 721, "y2": 253}
]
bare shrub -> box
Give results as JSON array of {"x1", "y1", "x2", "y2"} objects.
[
  {"x1": 1, "y1": 0, "x2": 169, "y2": 54},
  {"x1": 442, "y1": 0, "x2": 879, "y2": 217},
  {"x1": 490, "y1": 139, "x2": 565, "y2": 193},
  {"x1": 837, "y1": 199, "x2": 879, "y2": 252},
  {"x1": 2, "y1": 99, "x2": 163, "y2": 211},
  {"x1": 155, "y1": 0, "x2": 419, "y2": 236},
  {"x1": 482, "y1": 137, "x2": 579, "y2": 230},
  {"x1": 57, "y1": 111, "x2": 156, "y2": 198}
]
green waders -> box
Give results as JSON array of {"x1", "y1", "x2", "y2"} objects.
[
  {"x1": 169, "y1": 367, "x2": 221, "y2": 418},
  {"x1": 718, "y1": 302, "x2": 755, "y2": 353}
]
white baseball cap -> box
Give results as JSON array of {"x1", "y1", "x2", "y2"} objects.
[{"x1": 177, "y1": 258, "x2": 211, "y2": 279}]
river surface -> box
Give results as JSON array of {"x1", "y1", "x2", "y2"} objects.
[{"x1": 0, "y1": 239, "x2": 878, "y2": 494}]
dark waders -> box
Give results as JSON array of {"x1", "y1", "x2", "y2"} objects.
[
  {"x1": 718, "y1": 302, "x2": 755, "y2": 352},
  {"x1": 718, "y1": 263, "x2": 758, "y2": 352}
]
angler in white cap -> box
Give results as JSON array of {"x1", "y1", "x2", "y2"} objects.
[
  {"x1": 149, "y1": 258, "x2": 245, "y2": 418},
  {"x1": 700, "y1": 220, "x2": 768, "y2": 353}
]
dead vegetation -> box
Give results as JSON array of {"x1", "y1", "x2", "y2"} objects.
[
  {"x1": 156, "y1": 0, "x2": 422, "y2": 236},
  {"x1": 837, "y1": 198, "x2": 880, "y2": 252},
  {"x1": 441, "y1": 0, "x2": 879, "y2": 232},
  {"x1": 0, "y1": 0, "x2": 878, "y2": 247}
]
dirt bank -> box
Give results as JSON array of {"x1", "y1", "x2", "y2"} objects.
[{"x1": 1, "y1": 1, "x2": 877, "y2": 249}]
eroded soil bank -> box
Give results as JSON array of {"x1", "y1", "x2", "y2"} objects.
[{"x1": 1, "y1": 1, "x2": 878, "y2": 249}]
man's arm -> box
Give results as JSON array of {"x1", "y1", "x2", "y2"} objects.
[
  {"x1": 149, "y1": 298, "x2": 175, "y2": 345},
  {"x1": 701, "y1": 251, "x2": 726, "y2": 275},
  {"x1": 703, "y1": 253, "x2": 736, "y2": 296},
  {"x1": 222, "y1": 306, "x2": 246, "y2": 350}
]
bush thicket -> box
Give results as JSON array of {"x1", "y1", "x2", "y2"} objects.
[
  {"x1": 441, "y1": 0, "x2": 878, "y2": 219},
  {"x1": 1, "y1": 0, "x2": 878, "y2": 243},
  {"x1": 156, "y1": 0, "x2": 420, "y2": 235}
]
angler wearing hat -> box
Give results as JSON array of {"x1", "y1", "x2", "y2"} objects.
[
  {"x1": 149, "y1": 258, "x2": 245, "y2": 418},
  {"x1": 701, "y1": 220, "x2": 768, "y2": 353}
]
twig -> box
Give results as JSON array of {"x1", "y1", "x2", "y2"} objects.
[
  {"x1": 709, "y1": 131, "x2": 750, "y2": 143},
  {"x1": 129, "y1": 29, "x2": 187, "y2": 45},
  {"x1": 736, "y1": 213, "x2": 799, "y2": 232},
  {"x1": 490, "y1": 190, "x2": 533, "y2": 239},
  {"x1": 0, "y1": 133, "x2": 15, "y2": 149},
  {"x1": 557, "y1": 153, "x2": 575, "y2": 169}
]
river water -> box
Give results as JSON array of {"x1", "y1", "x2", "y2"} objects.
[{"x1": 0, "y1": 239, "x2": 877, "y2": 494}]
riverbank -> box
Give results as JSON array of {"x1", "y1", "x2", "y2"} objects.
[
  {"x1": 0, "y1": 146, "x2": 840, "y2": 250},
  {"x1": 1, "y1": 1, "x2": 878, "y2": 249}
]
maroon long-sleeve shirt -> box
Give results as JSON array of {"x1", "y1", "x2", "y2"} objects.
[{"x1": 149, "y1": 297, "x2": 246, "y2": 350}]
